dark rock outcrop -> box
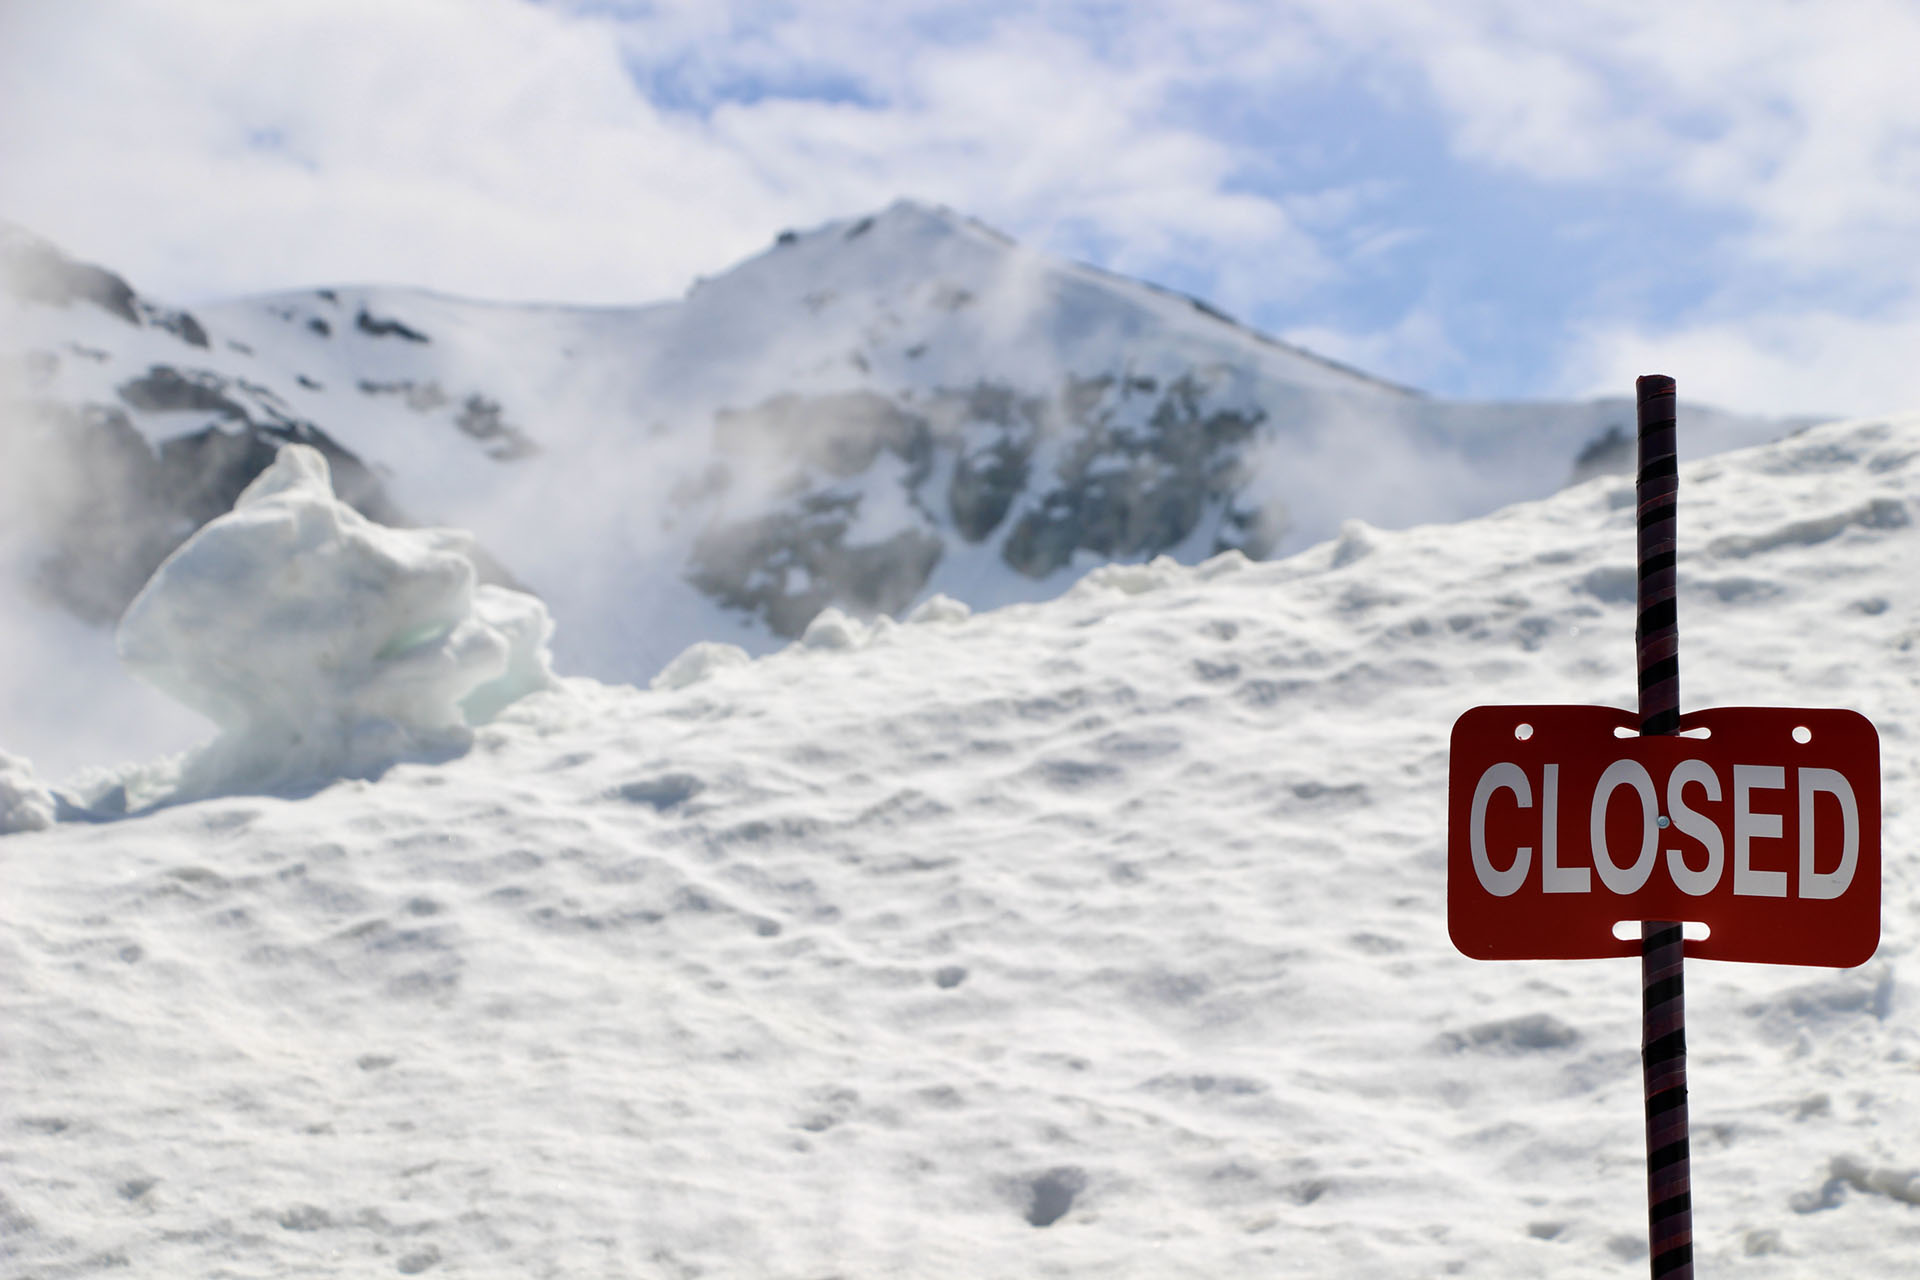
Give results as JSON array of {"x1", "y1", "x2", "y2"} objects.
[
  {"x1": 1570, "y1": 423, "x2": 1633, "y2": 484},
  {"x1": 10, "y1": 353, "x2": 527, "y2": 628},
  {"x1": 7, "y1": 397, "x2": 421, "y2": 625},
  {"x1": 682, "y1": 370, "x2": 1284, "y2": 635},
  {"x1": 11, "y1": 403, "x2": 184, "y2": 624},
  {"x1": 355, "y1": 309, "x2": 430, "y2": 342},
  {"x1": 117, "y1": 366, "x2": 251, "y2": 421},
  {"x1": 1, "y1": 227, "x2": 209, "y2": 347},
  {"x1": 354, "y1": 380, "x2": 538, "y2": 461},
  {"x1": 995, "y1": 369, "x2": 1267, "y2": 577},
  {"x1": 688, "y1": 493, "x2": 943, "y2": 637},
  {"x1": 1, "y1": 234, "x2": 140, "y2": 325}
]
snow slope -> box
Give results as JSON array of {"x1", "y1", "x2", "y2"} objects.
[
  {"x1": 2, "y1": 412, "x2": 1914, "y2": 1277},
  {"x1": 1, "y1": 202, "x2": 1815, "y2": 778}
]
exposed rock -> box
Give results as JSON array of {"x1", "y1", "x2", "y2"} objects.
[
  {"x1": 1217, "y1": 498, "x2": 1288, "y2": 561},
  {"x1": 689, "y1": 491, "x2": 943, "y2": 638},
  {"x1": 118, "y1": 366, "x2": 250, "y2": 421},
  {"x1": 359, "y1": 378, "x2": 450, "y2": 412},
  {"x1": 11, "y1": 402, "x2": 189, "y2": 624},
  {"x1": 147, "y1": 308, "x2": 210, "y2": 349},
  {"x1": 455, "y1": 394, "x2": 538, "y2": 460},
  {"x1": 155, "y1": 418, "x2": 407, "y2": 530},
  {"x1": 7, "y1": 379, "x2": 523, "y2": 631},
  {"x1": 354, "y1": 381, "x2": 536, "y2": 460},
  {"x1": 1001, "y1": 369, "x2": 1266, "y2": 578},
  {"x1": 682, "y1": 371, "x2": 1282, "y2": 635},
  {"x1": 948, "y1": 430, "x2": 1033, "y2": 541},
  {"x1": 943, "y1": 383, "x2": 1042, "y2": 542},
  {"x1": 1, "y1": 226, "x2": 140, "y2": 324},
  {"x1": 1570, "y1": 423, "x2": 1633, "y2": 484},
  {"x1": 1, "y1": 228, "x2": 210, "y2": 348},
  {"x1": 355, "y1": 309, "x2": 430, "y2": 342}
]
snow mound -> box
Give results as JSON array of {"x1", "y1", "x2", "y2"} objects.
[
  {"x1": 799, "y1": 606, "x2": 870, "y2": 650},
  {"x1": 794, "y1": 606, "x2": 900, "y2": 653},
  {"x1": 0, "y1": 752, "x2": 56, "y2": 834},
  {"x1": 905, "y1": 592, "x2": 971, "y2": 624},
  {"x1": 115, "y1": 444, "x2": 557, "y2": 800},
  {"x1": 650, "y1": 640, "x2": 751, "y2": 691}
]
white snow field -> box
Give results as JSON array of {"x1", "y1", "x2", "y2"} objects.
[{"x1": 2, "y1": 413, "x2": 1916, "y2": 1277}]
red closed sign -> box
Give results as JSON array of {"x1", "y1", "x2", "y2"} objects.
[{"x1": 1448, "y1": 705, "x2": 1880, "y2": 967}]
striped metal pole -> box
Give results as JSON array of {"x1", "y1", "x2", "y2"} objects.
[{"x1": 1635, "y1": 373, "x2": 1692, "y2": 1278}]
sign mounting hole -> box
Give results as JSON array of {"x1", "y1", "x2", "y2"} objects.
[
  {"x1": 1612, "y1": 921, "x2": 1712, "y2": 942},
  {"x1": 1514, "y1": 723, "x2": 1534, "y2": 741},
  {"x1": 1793, "y1": 725, "x2": 1813, "y2": 744}
]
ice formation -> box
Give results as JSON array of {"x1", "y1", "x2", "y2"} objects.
[
  {"x1": 115, "y1": 444, "x2": 556, "y2": 800},
  {"x1": 0, "y1": 752, "x2": 56, "y2": 834}
]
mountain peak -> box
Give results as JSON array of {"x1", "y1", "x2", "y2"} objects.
[
  {"x1": 3, "y1": 209, "x2": 1811, "y2": 783},
  {"x1": 772, "y1": 199, "x2": 990, "y2": 252}
]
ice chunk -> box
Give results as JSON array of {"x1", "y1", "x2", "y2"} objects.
[
  {"x1": 460, "y1": 584, "x2": 559, "y2": 723},
  {"x1": 115, "y1": 444, "x2": 556, "y2": 798},
  {"x1": 0, "y1": 752, "x2": 56, "y2": 834}
]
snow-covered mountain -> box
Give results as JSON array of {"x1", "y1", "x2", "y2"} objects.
[
  {"x1": 2, "y1": 409, "x2": 1913, "y2": 1276},
  {"x1": 2, "y1": 201, "x2": 1814, "y2": 776}
]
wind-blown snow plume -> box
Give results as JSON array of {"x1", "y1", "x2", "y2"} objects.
[{"x1": 113, "y1": 444, "x2": 556, "y2": 802}]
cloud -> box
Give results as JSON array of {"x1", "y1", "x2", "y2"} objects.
[
  {"x1": 0, "y1": 0, "x2": 1338, "y2": 314},
  {"x1": 2, "y1": 0, "x2": 1919, "y2": 416},
  {"x1": 1297, "y1": 0, "x2": 1920, "y2": 409},
  {"x1": 0, "y1": 0, "x2": 783, "y2": 303},
  {"x1": 1282, "y1": 305, "x2": 1461, "y2": 397},
  {"x1": 1568, "y1": 305, "x2": 1920, "y2": 420}
]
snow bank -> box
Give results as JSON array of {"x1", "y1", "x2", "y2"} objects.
[{"x1": 115, "y1": 444, "x2": 556, "y2": 800}]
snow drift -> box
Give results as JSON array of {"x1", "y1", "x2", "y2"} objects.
[{"x1": 111, "y1": 444, "x2": 556, "y2": 803}]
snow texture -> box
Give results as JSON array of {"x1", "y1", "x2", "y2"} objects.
[
  {"x1": 1, "y1": 413, "x2": 1915, "y2": 1276},
  {"x1": 113, "y1": 444, "x2": 555, "y2": 803}
]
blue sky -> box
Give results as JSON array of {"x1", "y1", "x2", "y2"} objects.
[{"x1": 4, "y1": 0, "x2": 1919, "y2": 417}]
